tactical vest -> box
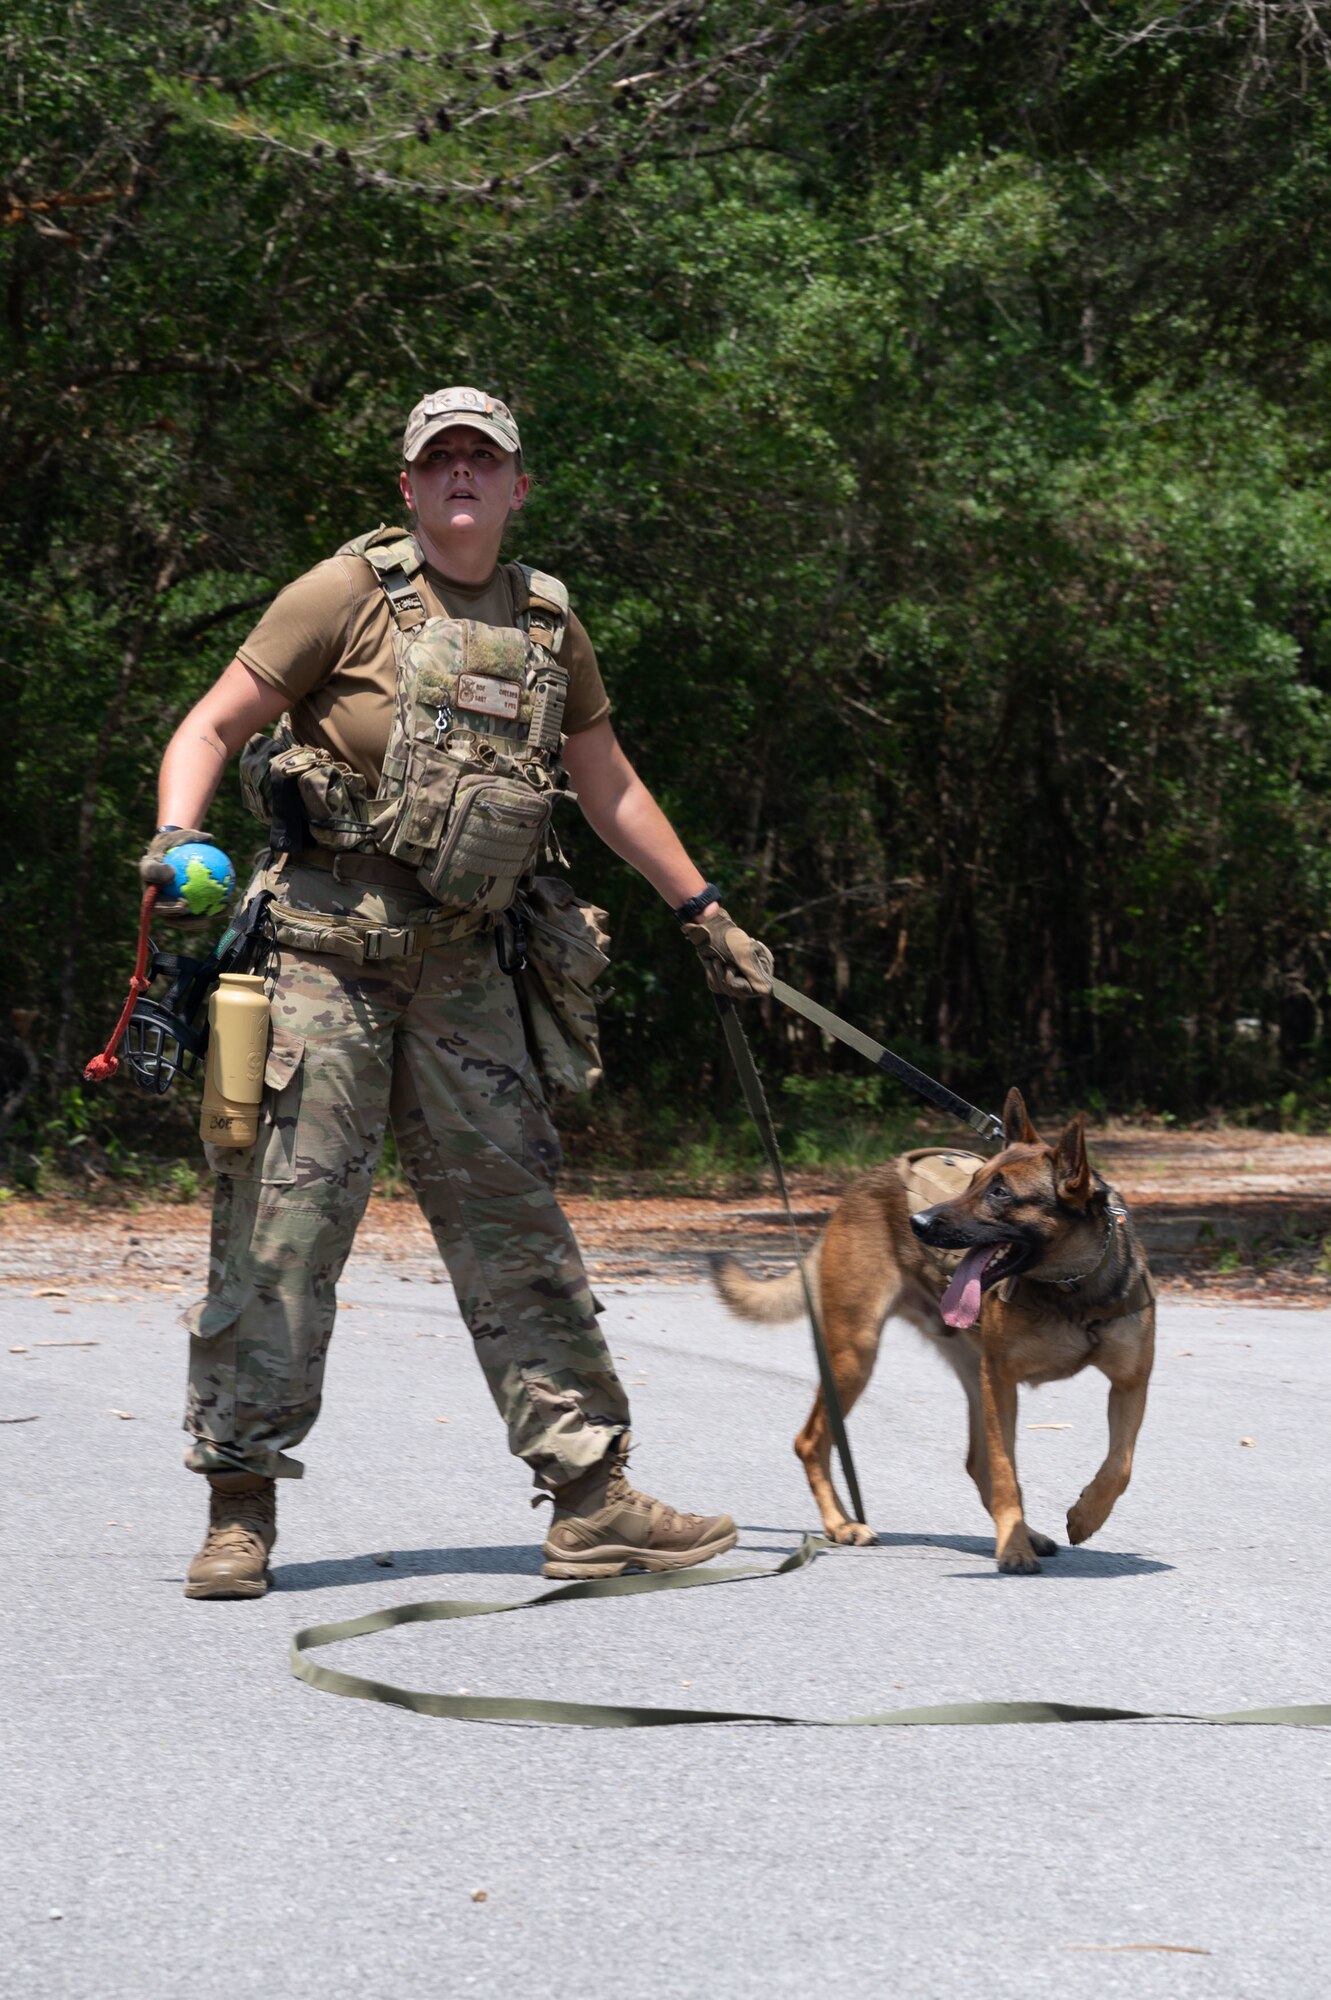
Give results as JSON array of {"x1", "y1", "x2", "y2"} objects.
[{"x1": 240, "y1": 529, "x2": 572, "y2": 917}]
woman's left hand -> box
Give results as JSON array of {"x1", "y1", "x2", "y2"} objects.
[{"x1": 682, "y1": 908, "x2": 774, "y2": 1000}]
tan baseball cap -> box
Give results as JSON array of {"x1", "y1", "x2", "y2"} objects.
[{"x1": 402, "y1": 386, "x2": 522, "y2": 463}]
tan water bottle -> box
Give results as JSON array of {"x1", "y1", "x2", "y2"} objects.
[{"x1": 199, "y1": 974, "x2": 270, "y2": 1148}]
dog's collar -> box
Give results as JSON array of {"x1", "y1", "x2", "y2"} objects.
[{"x1": 1041, "y1": 1195, "x2": 1128, "y2": 1293}]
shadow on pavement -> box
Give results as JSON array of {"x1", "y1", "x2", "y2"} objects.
[
  {"x1": 739, "y1": 1525, "x2": 1172, "y2": 1577},
  {"x1": 271, "y1": 1537, "x2": 809, "y2": 1592},
  {"x1": 264, "y1": 1526, "x2": 1170, "y2": 1594},
  {"x1": 270, "y1": 1544, "x2": 545, "y2": 1590},
  {"x1": 944, "y1": 1545, "x2": 1172, "y2": 1579}
]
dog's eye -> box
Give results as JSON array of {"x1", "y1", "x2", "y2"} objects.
[{"x1": 988, "y1": 1178, "x2": 1013, "y2": 1203}]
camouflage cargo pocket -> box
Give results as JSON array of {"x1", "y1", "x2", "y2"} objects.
[{"x1": 515, "y1": 875, "x2": 610, "y2": 1096}]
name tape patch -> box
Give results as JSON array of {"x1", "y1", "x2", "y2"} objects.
[{"x1": 456, "y1": 674, "x2": 521, "y2": 721}]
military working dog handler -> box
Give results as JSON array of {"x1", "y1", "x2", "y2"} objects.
[{"x1": 143, "y1": 387, "x2": 773, "y2": 1600}]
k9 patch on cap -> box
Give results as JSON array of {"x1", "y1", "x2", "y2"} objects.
[{"x1": 456, "y1": 673, "x2": 521, "y2": 721}]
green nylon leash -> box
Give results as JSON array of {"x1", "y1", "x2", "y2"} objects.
[
  {"x1": 288, "y1": 995, "x2": 1329, "y2": 1732},
  {"x1": 289, "y1": 1535, "x2": 1331, "y2": 1728},
  {"x1": 714, "y1": 997, "x2": 867, "y2": 1526}
]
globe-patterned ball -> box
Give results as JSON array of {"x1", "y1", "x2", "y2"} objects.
[{"x1": 164, "y1": 842, "x2": 236, "y2": 919}]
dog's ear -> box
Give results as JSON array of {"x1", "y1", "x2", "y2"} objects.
[
  {"x1": 1054, "y1": 1113, "x2": 1093, "y2": 1207},
  {"x1": 1003, "y1": 1087, "x2": 1041, "y2": 1147}
]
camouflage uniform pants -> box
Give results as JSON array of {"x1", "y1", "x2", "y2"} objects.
[{"x1": 183, "y1": 857, "x2": 630, "y2": 1486}]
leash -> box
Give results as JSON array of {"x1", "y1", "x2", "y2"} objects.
[
  {"x1": 769, "y1": 977, "x2": 1005, "y2": 1147},
  {"x1": 715, "y1": 996, "x2": 867, "y2": 1528},
  {"x1": 289, "y1": 1535, "x2": 1331, "y2": 1728},
  {"x1": 83, "y1": 887, "x2": 159, "y2": 1082},
  {"x1": 287, "y1": 978, "x2": 1330, "y2": 1733},
  {"x1": 713, "y1": 977, "x2": 1004, "y2": 1528}
]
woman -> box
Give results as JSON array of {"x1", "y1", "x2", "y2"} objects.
[{"x1": 141, "y1": 386, "x2": 773, "y2": 1599}]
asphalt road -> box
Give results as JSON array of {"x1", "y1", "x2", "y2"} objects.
[{"x1": 5, "y1": 1253, "x2": 1330, "y2": 2000}]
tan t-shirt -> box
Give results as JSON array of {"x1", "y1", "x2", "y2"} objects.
[{"x1": 236, "y1": 547, "x2": 610, "y2": 788}]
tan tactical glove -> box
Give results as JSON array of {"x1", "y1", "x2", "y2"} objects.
[
  {"x1": 138, "y1": 826, "x2": 214, "y2": 928},
  {"x1": 683, "y1": 907, "x2": 775, "y2": 1001}
]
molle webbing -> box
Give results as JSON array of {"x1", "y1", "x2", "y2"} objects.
[
  {"x1": 342, "y1": 528, "x2": 428, "y2": 632},
  {"x1": 347, "y1": 533, "x2": 573, "y2": 758},
  {"x1": 518, "y1": 565, "x2": 570, "y2": 756}
]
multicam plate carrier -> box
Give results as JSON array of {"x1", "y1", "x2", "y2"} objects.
[{"x1": 241, "y1": 528, "x2": 572, "y2": 917}]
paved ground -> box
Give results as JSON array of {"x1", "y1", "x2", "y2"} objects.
[{"x1": 5, "y1": 1252, "x2": 1330, "y2": 1999}]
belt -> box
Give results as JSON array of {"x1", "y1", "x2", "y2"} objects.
[
  {"x1": 269, "y1": 901, "x2": 489, "y2": 964},
  {"x1": 292, "y1": 847, "x2": 426, "y2": 896},
  {"x1": 271, "y1": 849, "x2": 488, "y2": 963}
]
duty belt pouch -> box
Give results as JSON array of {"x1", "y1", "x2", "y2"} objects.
[{"x1": 513, "y1": 875, "x2": 610, "y2": 1096}]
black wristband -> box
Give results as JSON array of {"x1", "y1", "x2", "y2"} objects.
[
  {"x1": 155, "y1": 825, "x2": 183, "y2": 835},
  {"x1": 673, "y1": 883, "x2": 723, "y2": 927}
]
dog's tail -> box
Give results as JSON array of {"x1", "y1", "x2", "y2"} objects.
[{"x1": 708, "y1": 1240, "x2": 822, "y2": 1325}]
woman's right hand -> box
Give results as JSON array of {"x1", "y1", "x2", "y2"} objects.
[{"x1": 137, "y1": 826, "x2": 216, "y2": 927}]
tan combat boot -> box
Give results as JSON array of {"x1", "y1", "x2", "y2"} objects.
[
  {"x1": 540, "y1": 1435, "x2": 737, "y2": 1580},
  {"x1": 184, "y1": 1472, "x2": 277, "y2": 1599}
]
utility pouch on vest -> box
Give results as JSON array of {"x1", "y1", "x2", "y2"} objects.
[
  {"x1": 512, "y1": 875, "x2": 610, "y2": 1096},
  {"x1": 375, "y1": 614, "x2": 567, "y2": 913},
  {"x1": 241, "y1": 721, "x2": 376, "y2": 854},
  {"x1": 239, "y1": 715, "x2": 294, "y2": 829},
  {"x1": 272, "y1": 744, "x2": 376, "y2": 853}
]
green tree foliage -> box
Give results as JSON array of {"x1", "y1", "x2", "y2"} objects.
[{"x1": 4, "y1": 0, "x2": 1331, "y2": 1175}]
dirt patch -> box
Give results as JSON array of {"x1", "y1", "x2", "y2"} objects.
[{"x1": 3, "y1": 1125, "x2": 1330, "y2": 1303}]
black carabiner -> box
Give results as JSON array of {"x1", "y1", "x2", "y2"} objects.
[{"x1": 496, "y1": 908, "x2": 528, "y2": 976}]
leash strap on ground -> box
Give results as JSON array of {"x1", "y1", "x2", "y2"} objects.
[
  {"x1": 289, "y1": 1536, "x2": 1331, "y2": 1729},
  {"x1": 715, "y1": 997, "x2": 867, "y2": 1526},
  {"x1": 769, "y1": 977, "x2": 1005, "y2": 1147}
]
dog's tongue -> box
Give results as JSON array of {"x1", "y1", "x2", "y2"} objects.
[{"x1": 939, "y1": 1246, "x2": 1004, "y2": 1329}]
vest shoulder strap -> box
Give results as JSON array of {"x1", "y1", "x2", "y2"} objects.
[
  {"x1": 513, "y1": 562, "x2": 570, "y2": 656},
  {"x1": 336, "y1": 525, "x2": 427, "y2": 631}
]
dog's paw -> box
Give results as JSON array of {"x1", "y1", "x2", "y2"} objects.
[
  {"x1": 1066, "y1": 1495, "x2": 1100, "y2": 1545},
  {"x1": 996, "y1": 1530, "x2": 1042, "y2": 1573},
  {"x1": 1028, "y1": 1528, "x2": 1059, "y2": 1558},
  {"x1": 827, "y1": 1521, "x2": 878, "y2": 1547}
]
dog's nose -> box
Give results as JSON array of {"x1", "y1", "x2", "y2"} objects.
[{"x1": 909, "y1": 1206, "x2": 936, "y2": 1238}]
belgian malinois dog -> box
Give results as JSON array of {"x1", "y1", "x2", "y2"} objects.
[{"x1": 711, "y1": 1089, "x2": 1155, "y2": 1572}]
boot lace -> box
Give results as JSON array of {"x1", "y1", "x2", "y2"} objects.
[
  {"x1": 609, "y1": 1444, "x2": 699, "y2": 1527},
  {"x1": 206, "y1": 1489, "x2": 273, "y2": 1551}
]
